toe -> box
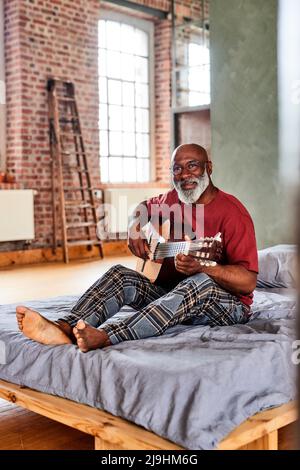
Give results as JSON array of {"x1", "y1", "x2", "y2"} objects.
[
  {"x1": 76, "y1": 319, "x2": 86, "y2": 330},
  {"x1": 77, "y1": 338, "x2": 88, "y2": 353},
  {"x1": 16, "y1": 306, "x2": 27, "y2": 315}
]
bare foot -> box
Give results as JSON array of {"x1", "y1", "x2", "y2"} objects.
[
  {"x1": 16, "y1": 306, "x2": 72, "y2": 346},
  {"x1": 73, "y1": 320, "x2": 111, "y2": 353}
]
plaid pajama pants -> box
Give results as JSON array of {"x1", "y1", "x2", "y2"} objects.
[{"x1": 61, "y1": 265, "x2": 250, "y2": 344}]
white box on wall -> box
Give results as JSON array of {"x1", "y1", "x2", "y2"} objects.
[
  {"x1": 103, "y1": 187, "x2": 166, "y2": 234},
  {"x1": 0, "y1": 190, "x2": 35, "y2": 242}
]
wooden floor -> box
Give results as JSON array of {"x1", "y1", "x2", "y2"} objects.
[
  {"x1": 0, "y1": 255, "x2": 134, "y2": 450},
  {"x1": 0, "y1": 255, "x2": 135, "y2": 304},
  {"x1": 0, "y1": 401, "x2": 94, "y2": 450}
]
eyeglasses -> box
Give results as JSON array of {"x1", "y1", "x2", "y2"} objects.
[{"x1": 171, "y1": 161, "x2": 207, "y2": 177}]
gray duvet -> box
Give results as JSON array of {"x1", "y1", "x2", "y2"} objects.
[{"x1": 0, "y1": 288, "x2": 296, "y2": 450}]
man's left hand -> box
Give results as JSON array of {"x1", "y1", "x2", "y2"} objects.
[{"x1": 175, "y1": 253, "x2": 204, "y2": 276}]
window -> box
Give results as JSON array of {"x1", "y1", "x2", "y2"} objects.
[
  {"x1": 188, "y1": 40, "x2": 210, "y2": 106},
  {"x1": 174, "y1": 21, "x2": 210, "y2": 108},
  {"x1": 98, "y1": 12, "x2": 154, "y2": 183}
]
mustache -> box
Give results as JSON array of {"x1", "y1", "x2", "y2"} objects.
[{"x1": 177, "y1": 177, "x2": 201, "y2": 189}]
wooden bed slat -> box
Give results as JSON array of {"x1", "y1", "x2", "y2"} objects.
[
  {"x1": 0, "y1": 379, "x2": 182, "y2": 450},
  {"x1": 0, "y1": 379, "x2": 297, "y2": 450},
  {"x1": 218, "y1": 402, "x2": 297, "y2": 450}
]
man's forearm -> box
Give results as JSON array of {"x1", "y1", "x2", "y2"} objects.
[{"x1": 201, "y1": 264, "x2": 256, "y2": 296}]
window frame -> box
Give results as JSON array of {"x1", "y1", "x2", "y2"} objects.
[{"x1": 98, "y1": 9, "x2": 155, "y2": 184}]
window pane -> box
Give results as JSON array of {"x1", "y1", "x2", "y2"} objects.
[
  {"x1": 121, "y1": 24, "x2": 135, "y2": 53},
  {"x1": 98, "y1": 48, "x2": 107, "y2": 76},
  {"x1": 136, "y1": 108, "x2": 149, "y2": 132},
  {"x1": 136, "y1": 133, "x2": 149, "y2": 158},
  {"x1": 122, "y1": 82, "x2": 134, "y2": 106},
  {"x1": 135, "y1": 29, "x2": 148, "y2": 57},
  {"x1": 189, "y1": 67, "x2": 202, "y2": 91},
  {"x1": 135, "y1": 56, "x2": 148, "y2": 83},
  {"x1": 123, "y1": 158, "x2": 137, "y2": 182},
  {"x1": 99, "y1": 77, "x2": 107, "y2": 103},
  {"x1": 123, "y1": 132, "x2": 135, "y2": 156},
  {"x1": 188, "y1": 91, "x2": 202, "y2": 107},
  {"x1": 109, "y1": 131, "x2": 123, "y2": 155},
  {"x1": 109, "y1": 157, "x2": 123, "y2": 182},
  {"x1": 109, "y1": 105, "x2": 122, "y2": 131},
  {"x1": 188, "y1": 43, "x2": 201, "y2": 66},
  {"x1": 100, "y1": 156, "x2": 108, "y2": 182},
  {"x1": 107, "y1": 51, "x2": 121, "y2": 78},
  {"x1": 98, "y1": 20, "x2": 106, "y2": 49},
  {"x1": 108, "y1": 79, "x2": 122, "y2": 105},
  {"x1": 100, "y1": 131, "x2": 108, "y2": 156},
  {"x1": 121, "y1": 53, "x2": 135, "y2": 81},
  {"x1": 99, "y1": 104, "x2": 108, "y2": 130},
  {"x1": 137, "y1": 159, "x2": 150, "y2": 182},
  {"x1": 106, "y1": 21, "x2": 121, "y2": 51},
  {"x1": 202, "y1": 67, "x2": 210, "y2": 94},
  {"x1": 135, "y1": 83, "x2": 149, "y2": 108},
  {"x1": 189, "y1": 43, "x2": 209, "y2": 67},
  {"x1": 122, "y1": 107, "x2": 135, "y2": 132}
]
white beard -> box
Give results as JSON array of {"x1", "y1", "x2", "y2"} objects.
[{"x1": 173, "y1": 170, "x2": 210, "y2": 204}]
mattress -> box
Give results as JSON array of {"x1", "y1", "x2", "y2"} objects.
[{"x1": 0, "y1": 287, "x2": 297, "y2": 450}]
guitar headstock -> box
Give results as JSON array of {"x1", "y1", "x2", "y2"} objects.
[{"x1": 188, "y1": 233, "x2": 222, "y2": 266}]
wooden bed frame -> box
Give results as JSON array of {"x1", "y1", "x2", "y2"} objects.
[{"x1": 0, "y1": 379, "x2": 297, "y2": 450}]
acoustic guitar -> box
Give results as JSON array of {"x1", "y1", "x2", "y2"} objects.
[{"x1": 136, "y1": 220, "x2": 222, "y2": 282}]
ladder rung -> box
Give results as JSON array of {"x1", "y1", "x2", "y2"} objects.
[
  {"x1": 66, "y1": 222, "x2": 97, "y2": 229},
  {"x1": 67, "y1": 240, "x2": 102, "y2": 247},
  {"x1": 59, "y1": 118, "x2": 79, "y2": 124},
  {"x1": 61, "y1": 151, "x2": 86, "y2": 156},
  {"x1": 63, "y1": 165, "x2": 88, "y2": 173},
  {"x1": 64, "y1": 187, "x2": 93, "y2": 191},
  {"x1": 65, "y1": 201, "x2": 96, "y2": 208},
  {"x1": 58, "y1": 97, "x2": 75, "y2": 102},
  {"x1": 60, "y1": 132, "x2": 82, "y2": 137}
]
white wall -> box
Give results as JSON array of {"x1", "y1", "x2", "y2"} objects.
[
  {"x1": 210, "y1": 0, "x2": 294, "y2": 249},
  {"x1": 0, "y1": 0, "x2": 6, "y2": 171}
]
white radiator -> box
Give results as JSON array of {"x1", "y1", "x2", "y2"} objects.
[
  {"x1": 0, "y1": 190, "x2": 35, "y2": 242},
  {"x1": 103, "y1": 187, "x2": 168, "y2": 235}
]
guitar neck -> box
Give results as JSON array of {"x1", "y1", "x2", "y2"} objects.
[{"x1": 154, "y1": 240, "x2": 203, "y2": 260}]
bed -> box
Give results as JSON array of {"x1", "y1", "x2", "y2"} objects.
[{"x1": 0, "y1": 280, "x2": 297, "y2": 450}]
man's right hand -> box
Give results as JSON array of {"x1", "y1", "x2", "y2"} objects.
[
  {"x1": 128, "y1": 236, "x2": 150, "y2": 259},
  {"x1": 127, "y1": 201, "x2": 150, "y2": 259}
]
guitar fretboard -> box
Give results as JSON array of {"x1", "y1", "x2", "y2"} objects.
[{"x1": 154, "y1": 240, "x2": 210, "y2": 260}]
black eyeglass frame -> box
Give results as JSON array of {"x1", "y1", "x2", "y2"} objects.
[{"x1": 170, "y1": 160, "x2": 208, "y2": 176}]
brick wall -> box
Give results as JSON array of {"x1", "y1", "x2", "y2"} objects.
[{"x1": 2, "y1": 0, "x2": 208, "y2": 252}]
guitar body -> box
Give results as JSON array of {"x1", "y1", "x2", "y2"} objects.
[{"x1": 136, "y1": 220, "x2": 170, "y2": 282}]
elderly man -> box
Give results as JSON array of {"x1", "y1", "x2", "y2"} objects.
[{"x1": 16, "y1": 144, "x2": 258, "y2": 352}]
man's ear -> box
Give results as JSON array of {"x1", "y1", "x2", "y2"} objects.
[{"x1": 207, "y1": 160, "x2": 213, "y2": 176}]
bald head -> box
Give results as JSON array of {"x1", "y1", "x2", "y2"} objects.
[{"x1": 171, "y1": 143, "x2": 209, "y2": 166}]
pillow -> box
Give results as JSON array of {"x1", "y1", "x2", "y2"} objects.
[{"x1": 256, "y1": 244, "x2": 297, "y2": 288}]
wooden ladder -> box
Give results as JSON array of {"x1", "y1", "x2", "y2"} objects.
[{"x1": 47, "y1": 78, "x2": 103, "y2": 263}]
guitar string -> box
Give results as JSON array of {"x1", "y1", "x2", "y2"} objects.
[{"x1": 154, "y1": 241, "x2": 215, "y2": 259}]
